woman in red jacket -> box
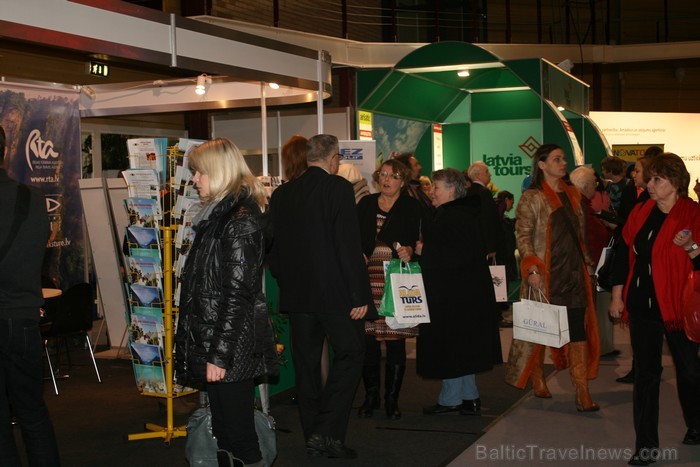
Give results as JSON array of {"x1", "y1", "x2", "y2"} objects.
[{"x1": 609, "y1": 153, "x2": 700, "y2": 466}]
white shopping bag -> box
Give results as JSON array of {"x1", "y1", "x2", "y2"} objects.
[
  {"x1": 490, "y1": 264, "x2": 508, "y2": 302},
  {"x1": 389, "y1": 264, "x2": 430, "y2": 325},
  {"x1": 512, "y1": 290, "x2": 569, "y2": 348}
]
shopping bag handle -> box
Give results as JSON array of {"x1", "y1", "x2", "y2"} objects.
[{"x1": 526, "y1": 286, "x2": 549, "y2": 304}]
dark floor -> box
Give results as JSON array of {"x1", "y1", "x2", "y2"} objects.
[{"x1": 15, "y1": 344, "x2": 533, "y2": 467}]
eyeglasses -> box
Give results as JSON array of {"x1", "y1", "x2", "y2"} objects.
[
  {"x1": 334, "y1": 153, "x2": 344, "y2": 161},
  {"x1": 377, "y1": 171, "x2": 402, "y2": 180}
]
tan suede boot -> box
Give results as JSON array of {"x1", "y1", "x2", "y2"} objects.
[
  {"x1": 530, "y1": 347, "x2": 552, "y2": 398},
  {"x1": 569, "y1": 341, "x2": 600, "y2": 412}
]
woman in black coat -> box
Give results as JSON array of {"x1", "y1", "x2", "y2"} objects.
[
  {"x1": 416, "y1": 168, "x2": 501, "y2": 416},
  {"x1": 175, "y1": 138, "x2": 278, "y2": 467}
]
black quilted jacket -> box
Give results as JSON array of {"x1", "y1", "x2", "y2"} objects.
[{"x1": 175, "y1": 192, "x2": 278, "y2": 386}]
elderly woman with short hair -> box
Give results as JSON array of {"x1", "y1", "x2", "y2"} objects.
[
  {"x1": 609, "y1": 153, "x2": 700, "y2": 465},
  {"x1": 416, "y1": 168, "x2": 501, "y2": 416}
]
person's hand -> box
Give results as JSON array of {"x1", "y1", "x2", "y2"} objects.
[
  {"x1": 349, "y1": 305, "x2": 368, "y2": 320},
  {"x1": 414, "y1": 241, "x2": 423, "y2": 256},
  {"x1": 609, "y1": 296, "x2": 625, "y2": 320},
  {"x1": 526, "y1": 270, "x2": 543, "y2": 290},
  {"x1": 397, "y1": 245, "x2": 413, "y2": 262},
  {"x1": 206, "y1": 362, "x2": 226, "y2": 383},
  {"x1": 673, "y1": 230, "x2": 695, "y2": 251}
]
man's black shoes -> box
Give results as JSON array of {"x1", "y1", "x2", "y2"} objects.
[
  {"x1": 460, "y1": 398, "x2": 481, "y2": 416},
  {"x1": 306, "y1": 434, "x2": 357, "y2": 459}
]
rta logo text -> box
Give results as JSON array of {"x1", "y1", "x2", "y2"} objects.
[
  {"x1": 45, "y1": 195, "x2": 62, "y2": 213},
  {"x1": 519, "y1": 136, "x2": 541, "y2": 159},
  {"x1": 25, "y1": 129, "x2": 60, "y2": 171}
]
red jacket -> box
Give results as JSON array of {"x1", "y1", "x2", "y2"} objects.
[{"x1": 622, "y1": 197, "x2": 700, "y2": 330}]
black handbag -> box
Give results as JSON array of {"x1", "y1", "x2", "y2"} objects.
[{"x1": 596, "y1": 236, "x2": 618, "y2": 292}]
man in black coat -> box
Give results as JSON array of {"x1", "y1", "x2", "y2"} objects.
[
  {"x1": 268, "y1": 134, "x2": 371, "y2": 459},
  {"x1": 0, "y1": 125, "x2": 61, "y2": 465},
  {"x1": 467, "y1": 161, "x2": 510, "y2": 328},
  {"x1": 466, "y1": 161, "x2": 503, "y2": 260}
]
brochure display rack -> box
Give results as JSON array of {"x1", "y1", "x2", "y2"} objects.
[{"x1": 123, "y1": 139, "x2": 201, "y2": 443}]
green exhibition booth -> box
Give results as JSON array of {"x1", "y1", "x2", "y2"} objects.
[{"x1": 356, "y1": 41, "x2": 611, "y2": 203}]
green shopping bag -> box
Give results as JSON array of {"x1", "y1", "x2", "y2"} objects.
[{"x1": 378, "y1": 259, "x2": 422, "y2": 318}]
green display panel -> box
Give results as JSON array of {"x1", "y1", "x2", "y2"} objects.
[
  {"x1": 503, "y1": 58, "x2": 542, "y2": 94},
  {"x1": 471, "y1": 119, "x2": 542, "y2": 208},
  {"x1": 471, "y1": 91, "x2": 541, "y2": 122},
  {"x1": 442, "y1": 123, "x2": 471, "y2": 171},
  {"x1": 394, "y1": 41, "x2": 501, "y2": 69},
  {"x1": 414, "y1": 127, "x2": 434, "y2": 173},
  {"x1": 542, "y1": 105, "x2": 578, "y2": 169},
  {"x1": 542, "y1": 62, "x2": 589, "y2": 115},
  {"x1": 264, "y1": 270, "x2": 295, "y2": 395},
  {"x1": 356, "y1": 69, "x2": 391, "y2": 107}
]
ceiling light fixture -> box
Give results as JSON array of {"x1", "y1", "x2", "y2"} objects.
[
  {"x1": 557, "y1": 106, "x2": 565, "y2": 111},
  {"x1": 457, "y1": 70, "x2": 470, "y2": 77},
  {"x1": 269, "y1": 82, "x2": 280, "y2": 90},
  {"x1": 195, "y1": 74, "x2": 211, "y2": 95}
]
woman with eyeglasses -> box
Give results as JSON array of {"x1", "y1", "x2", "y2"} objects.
[
  {"x1": 355, "y1": 159, "x2": 424, "y2": 419},
  {"x1": 505, "y1": 143, "x2": 600, "y2": 413}
]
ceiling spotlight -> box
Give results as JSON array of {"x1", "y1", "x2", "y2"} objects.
[
  {"x1": 557, "y1": 106, "x2": 565, "y2": 111},
  {"x1": 195, "y1": 74, "x2": 211, "y2": 95},
  {"x1": 269, "y1": 82, "x2": 280, "y2": 90},
  {"x1": 457, "y1": 70, "x2": 470, "y2": 77}
]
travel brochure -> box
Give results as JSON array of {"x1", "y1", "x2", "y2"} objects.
[
  {"x1": 133, "y1": 363, "x2": 166, "y2": 395},
  {"x1": 126, "y1": 255, "x2": 163, "y2": 292},
  {"x1": 126, "y1": 138, "x2": 168, "y2": 185},
  {"x1": 126, "y1": 224, "x2": 161, "y2": 255},
  {"x1": 124, "y1": 197, "x2": 162, "y2": 228},
  {"x1": 122, "y1": 169, "x2": 161, "y2": 202}
]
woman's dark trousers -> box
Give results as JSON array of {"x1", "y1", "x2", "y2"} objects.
[
  {"x1": 207, "y1": 378, "x2": 262, "y2": 464},
  {"x1": 629, "y1": 313, "x2": 700, "y2": 452}
]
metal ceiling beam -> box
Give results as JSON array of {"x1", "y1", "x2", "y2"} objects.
[
  {"x1": 193, "y1": 16, "x2": 700, "y2": 68},
  {"x1": 0, "y1": 0, "x2": 331, "y2": 93}
]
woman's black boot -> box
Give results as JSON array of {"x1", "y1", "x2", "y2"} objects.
[
  {"x1": 358, "y1": 364, "x2": 380, "y2": 417},
  {"x1": 384, "y1": 364, "x2": 405, "y2": 420}
]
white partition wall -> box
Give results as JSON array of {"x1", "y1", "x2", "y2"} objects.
[{"x1": 590, "y1": 111, "x2": 700, "y2": 199}]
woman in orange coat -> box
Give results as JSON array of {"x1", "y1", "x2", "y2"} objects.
[{"x1": 505, "y1": 144, "x2": 600, "y2": 412}]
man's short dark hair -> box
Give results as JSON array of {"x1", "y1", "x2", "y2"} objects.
[
  {"x1": 306, "y1": 134, "x2": 338, "y2": 163},
  {"x1": 0, "y1": 125, "x2": 6, "y2": 163},
  {"x1": 644, "y1": 145, "x2": 663, "y2": 158},
  {"x1": 600, "y1": 156, "x2": 627, "y2": 176}
]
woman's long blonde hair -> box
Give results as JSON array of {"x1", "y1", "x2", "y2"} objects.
[{"x1": 188, "y1": 138, "x2": 267, "y2": 209}]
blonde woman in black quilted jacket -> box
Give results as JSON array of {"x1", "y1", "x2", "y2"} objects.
[{"x1": 175, "y1": 138, "x2": 278, "y2": 467}]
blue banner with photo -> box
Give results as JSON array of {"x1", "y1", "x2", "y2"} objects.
[{"x1": 0, "y1": 84, "x2": 84, "y2": 288}]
